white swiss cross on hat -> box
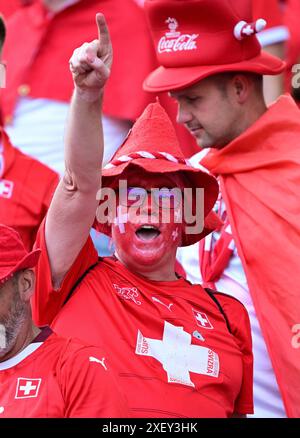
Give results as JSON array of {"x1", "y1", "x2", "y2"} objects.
[
  {"x1": 15, "y1": 378, "x2": 41, "y2": 399},
  {"x1": 192, "y1": 309, "x2": 214, "y2": 329}
]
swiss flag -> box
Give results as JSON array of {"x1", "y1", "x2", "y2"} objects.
[
  {"x1": 0, "y1": 179, "x2": 14, "y2": 199},
  {"x1": 15, "y1": 378, "x2": 41, "y2": 399},
  {"x1": 192, "y1": 309, "x2": 214, "y2": 329}
]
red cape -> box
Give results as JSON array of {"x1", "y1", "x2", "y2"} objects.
[{"x1": 202, "y1": 95, "x2": 300, "y2": 417}]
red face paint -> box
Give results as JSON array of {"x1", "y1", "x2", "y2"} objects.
[{"x1": 111, "y1": 173, "x2": 185, "y2": 281}]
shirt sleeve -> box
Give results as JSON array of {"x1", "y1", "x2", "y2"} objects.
[
  {"x1": 58, "y1": 342, "x2": 129, "y2": 418},
  {"x1": 32, "y1": 218, "x2": 98, "y2": 326},
  {"x1": 216, "y1": 294, "x2": 254, "y2": 415}
]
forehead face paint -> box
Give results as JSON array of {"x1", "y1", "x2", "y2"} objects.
[
  {"x1": 174, "y1": 205, "x2": 182, "y2": 222},
  {"x1": 113, "y1": 205, "x2": 128, "y2": 234},
  {"x1": 172, "y1": 227, "x2": 179, "y2": 241}
]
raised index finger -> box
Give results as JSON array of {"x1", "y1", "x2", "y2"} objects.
[{"x1": 96, "y1": 13, "x2": 111, "y2": 54}]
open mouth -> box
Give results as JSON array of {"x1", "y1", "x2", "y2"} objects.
[{"x1": 135, "y1": 225, "x2": 161, "y2": 241}]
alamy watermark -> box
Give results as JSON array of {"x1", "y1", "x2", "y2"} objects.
[
  {"x1": 291, "y1": 324, "x2": 300, "y2": 349},
  {"x1": 0, "y1": 323, "x2": 6, "y2": 350},
  {"x1": 291, "y1": 64, "x2": 300, "y2": 89},
  {"x1": 95, "y1": 179, "x2": 204, "y2": 235},
  {"x1": 0, "y1": 63, "x2": 6, "y2": 89}
]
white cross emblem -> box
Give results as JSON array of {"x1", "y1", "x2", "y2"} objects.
[
  {"x1": 0, "y1": 180, "x2": 14, "y2": 199},
  {"x1": 113, "y1": 206, "x2": 128, "y2": 234},
  {"x1": 243, "y1": 25, "x2": 254, "y2": 36},
  {"x1": 15, "y1": 378, "x2": 42, "y2": 399},
  {"x1": 192, "y1": 309, "x2": 214, "y2": 329},
  {"x1": 136, "y1": 321, "x2": 219, "y2": 387}
]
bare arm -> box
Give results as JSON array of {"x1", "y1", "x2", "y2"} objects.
[{"x1": 45, "y1": 13, "x2": 113, "y2": 288}]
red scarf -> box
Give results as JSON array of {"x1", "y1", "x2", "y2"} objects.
[
  {"x1": 199, "y1": 196, "x2": 234, "y2": 290},
  {"x1": 202, "y1": 94, "x2": 300, "y2": 417}
]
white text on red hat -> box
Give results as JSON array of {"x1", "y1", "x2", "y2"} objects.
[{"x1": 158, "y1": 17, "x2": 199, "y2": 54}]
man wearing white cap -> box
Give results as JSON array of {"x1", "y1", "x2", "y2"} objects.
[{"x1": 143, "y1": 0, "x2": 300, "y2": 418}]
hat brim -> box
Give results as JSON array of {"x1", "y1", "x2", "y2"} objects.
[
  {"x1": 0, "y1": 249, "x2": 41, "y2": 284},
  {"x1": 144, "y1": 51, "x2": 286, "y2": 92},
  {"x1": 95, "y1": 160, "x2": 220, "y2": 246}
]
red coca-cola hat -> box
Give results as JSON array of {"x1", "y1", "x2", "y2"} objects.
[
  {"x1": 95, "y1": 101, "x2": 220, "y2": 246},
  {"x1": 143, "y1": 0, "x2": 286, "y2": 92},
  {"x1": 0, "y1": 224, "x2": 41, "y2": 285}
]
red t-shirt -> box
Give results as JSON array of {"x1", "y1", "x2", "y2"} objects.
[
  {"x1": 0, "y1": 130, "x2": 58, "y2": 249},
  {"x1": 0, "y1": 327, "x2": 128, "y2": 418},
  {"x1": 33, "y1": 224, "x2": 253, "y2": 418}
]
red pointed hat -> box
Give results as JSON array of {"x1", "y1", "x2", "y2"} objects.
[
  {"x1": 143, "y1": 0, "x2": 286, "y2": 92},
  {"x1": 95, "y1": 101, "x2": 220, "y2": 246},
  {"x1": 0, "y1": 224, "x2": 41, "y2": 285}
]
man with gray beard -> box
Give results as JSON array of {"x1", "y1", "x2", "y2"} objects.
[
  {"x1": 0, "y1": 223, "x2": 128, "y2": 417},
  {"x1": 0, "y1": 270, "x2": 29, "y2": 355}
]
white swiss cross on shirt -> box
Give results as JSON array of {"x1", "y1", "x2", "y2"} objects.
[
  {"x1": 15, "y1": 378, "x2": 42, "y2": 399},
  {"x1": 192, "y1": 309, "x2": 214, "y2": 329},
  {"x1": 136, "y1": 321, "x2": 219, "y2": 387}
]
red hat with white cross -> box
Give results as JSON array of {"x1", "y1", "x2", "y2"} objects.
[{"x1": 143, "y1": 0, "x2": 286, "y2": 92}]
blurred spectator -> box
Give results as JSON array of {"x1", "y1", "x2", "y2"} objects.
[
  {"x1": 0, "y1": 14, "x2": 58, "y2": 250},
  {"x1": 1, "y1": 0, "x2": 157, "y2": 175}
]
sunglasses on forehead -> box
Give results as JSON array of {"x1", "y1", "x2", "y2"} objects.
[{"x1": 118, "y1": 187, "x2": 183, "y2": 209}]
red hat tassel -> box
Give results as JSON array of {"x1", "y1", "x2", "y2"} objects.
[{"x1": 234, "y1": 19, "x2": 267, "y2": 41}]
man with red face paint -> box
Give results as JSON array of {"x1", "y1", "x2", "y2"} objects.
[{"x1": 32, "y1": 14, "x2": 254, "y2": 417}]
